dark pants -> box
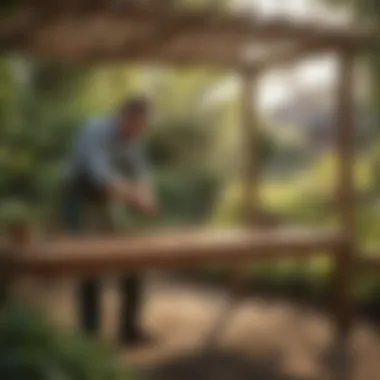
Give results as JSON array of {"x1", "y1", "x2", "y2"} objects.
[
  {"x1": 79, "y1": 277, "x2": 142, "y2": 341},
  {"x1": 61, "y1": 180, "x2": 143, "y2": 342}
]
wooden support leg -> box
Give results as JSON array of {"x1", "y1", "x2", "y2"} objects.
[
  {"x1": 203, "y1": 68, "x2": 260, "y2": 349},
  {"x1": 229, "y1": 67, "x2": 260, "y2": 307},
  {"x1": 0, "y1": 250, "x2": 14, "y2": 306},
  {"x1": 329, "y1": 242, "x2": 354, "y2": 380},
  {"x1": 330, "y1": 47, "x2": 356, "y2": 380}
]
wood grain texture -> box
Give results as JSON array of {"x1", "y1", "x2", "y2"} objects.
[
  {"x1": 0, "y1": 4, "x2": 372, "y2": 67},
  {"x1": 332, "y1": 49, "x2": 356, "y2": 338},
  {"x1": 4, "y1": 227, "x2": 345, "y2": 278}
]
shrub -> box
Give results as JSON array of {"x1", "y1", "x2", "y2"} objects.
[
  {"x1": 0, "y1": 302, "x2": 134, "y2": 380},
  {"x1": 0, "y1": 199, "x2": 37, "y2": 231}
]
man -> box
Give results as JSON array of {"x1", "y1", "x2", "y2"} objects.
[{"x1": 61, "y1": 96, "x2": 157, "y2": 345}]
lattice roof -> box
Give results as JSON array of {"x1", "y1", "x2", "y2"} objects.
[{"x1": 0, "y1": 1, "x2": 373, "y2": 69}]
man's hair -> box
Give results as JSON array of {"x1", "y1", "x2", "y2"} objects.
[{"x1": 120, "y1": 96, "x2": 152, "y2": 117}]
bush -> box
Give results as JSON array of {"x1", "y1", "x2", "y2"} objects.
[
  {"x1": 0, "y1": 199, "x2": 37, "y2": 231},
  {"x1": 0, "y1": 302, "x2": 134, "y2": 380},
  {"x1": 156, "y1": 169, "x2": 219, "y2": 221},
  {"x1": 123, "y1": 168, "x2": 220, "y2": 229}
]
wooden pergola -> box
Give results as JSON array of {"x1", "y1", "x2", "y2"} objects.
[{"x1": 0, "y1": 1, "x2": 375, "y2": 375}]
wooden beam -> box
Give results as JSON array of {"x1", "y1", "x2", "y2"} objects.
[
  {"x1": 30, "y1": 3, "x2": 369, "y2": 44},
  {"x1": 0, "y1": 10, "x2": 40, "y2": 51},
  {"x1": 231, "y1": 70, "x2": 260, "y2": 296},
  {"x1": 241, "y1": 68, "x2": 260, "y2": 224},
  {"x1": 8, "y1": 228, "x2": 343, "y2": 278},
  {"x1": 336, "y1": 50, "x2": 356, "y2": 239},
  {"x1": 0, "y1": 248, "x2": 14, "y2": 305},
  {"x1": 122, "y1": 15, "x2": 212, "y2": 61},
  {"x1": 26, "y1": 48, "x2": 239, "y2": 70},
  {"x1": 116, "y1": 2, "x2": 232, "y2": 58},
  {"x1": 253, "y1": 43, "x2": 321, "y2": 73},
  {"x1": 1, "y1": 5, "x2": 371, "y2": 60},
  {"x1": 252, "y1": 33, "x2": 363, "y2": 74},
  {"x1": 331, "y1": 49, "x2": 356, "y2": 373}
]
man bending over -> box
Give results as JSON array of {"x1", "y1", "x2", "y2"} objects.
[{"x1": 61, "y1": 96, "x2": 157, "y2": 345}]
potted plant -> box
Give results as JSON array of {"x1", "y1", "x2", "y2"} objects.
[{"x1": 0, "y1": 200, "x2": 37, "y2": 246}]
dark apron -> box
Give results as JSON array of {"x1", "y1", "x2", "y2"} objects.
[{"x1": 60, "y1": 170, "x2": 109, "y2": 234}]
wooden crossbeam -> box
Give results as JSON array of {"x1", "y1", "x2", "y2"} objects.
[
  {"x1": 240, "y1": 69, "x2": 260, "y2": 222},
  {"x1": 0, "y1": 4, "x2": 372, "y2": 67},
  {"x1": 252, "y1": 33, "x2": 366, "y2": 73},
  {"x1": 4, "y1": 227, "x2": 344, "y2": 278},
  {"x1": 19, "y1": 2, "x2": 369, "y2": 44},
  {"x1": 121, "y1": 12, "x2": 214, "y2": 61},
  {"x1": 253, "y1": 43, "x2": 325, "y2": 73}
]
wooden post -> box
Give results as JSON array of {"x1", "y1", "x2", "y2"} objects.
[
  {"x1": 0, "y1": 245, "x2": 17, "y2": 307},
  {"x1": 0, "y1": 226, "x2": 34, "y2": 307},
  {"x1": 241, "y1": 68, "x2": 260, "y2": 225},
  {"x1": 332, "y1": 48, "x2": 356, "y2": 379},
  {"x1": 205, "y1": 68, "x2": 260, "y2": 348},
  {"x1": 0, "y1": 249, "x2": 12, "y2": 306},
  {"x1": 230, "y1": 67, "x2": 260, "y2": 294}
]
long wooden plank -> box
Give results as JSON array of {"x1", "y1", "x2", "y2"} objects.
[
  {"x1": 332, "y1": 50, "x2": 356, "y2": 337},
  {"x1": 7, "y1": 227, "x2": 344, "y2": 277},
  {"x1": 329, "y1": 51, "x2": 356, "y2": 380},
  {"x1": 230, "y1": 70, "x2": 260, "y2": 295},
  {"x1": 18, "y1": 2, "x2": 370, "y2": 43},
  {"x1": 0, "y1": 5, "x2": 372, "y2": 67},
  {"x1": 240, "y1": 69, "x2": 260, "y2": 223}
]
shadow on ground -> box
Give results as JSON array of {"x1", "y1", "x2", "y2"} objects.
[{"x1": 148, "y1": 349, "x2": 316, "y2": 380}]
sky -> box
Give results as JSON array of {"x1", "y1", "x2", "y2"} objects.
[{"x1": 209, "y1": 0, "x2": 351, "y2": 112}]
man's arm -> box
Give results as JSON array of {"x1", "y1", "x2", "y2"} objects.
[
  {"x1": 130, "y1": 144, "x2": 158, "y2": 215},
  {"x1": 82, "y1": 126, "x2": 140, "y2": 205}
]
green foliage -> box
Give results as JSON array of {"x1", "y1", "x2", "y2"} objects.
[
  {"x1": 124, "y1": 168, "x2": 220, "y2": 229},
  {"x1": 211, "y1": 151, "x2": 377, "y2": 229},
  {"x1": 0, "y1": 0, "x2": 18, "y2": 12},
  {"x1": 0, "y1": 56, "x2": 277, "y2": 230},
  {"x1": 0, "y1": 302, "x2": 132, "y2": 380},
  {"x1": 0, "y1": 199, "x2": 37, "y2": 228},
  {"x1": 156, "y1": 168, "x2": 220, "y2": 223},
  {"x1": 148, "y1": 116, "x2": 216, "y2": 169},
  {"x1": 0, "y1": 51, "x2": 281, "y2": 232}
]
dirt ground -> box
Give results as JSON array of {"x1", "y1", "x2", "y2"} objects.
[{"x1": 19, "y1": 274, "x2": 380, "y2": 380}]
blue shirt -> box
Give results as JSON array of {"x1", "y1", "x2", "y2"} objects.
[{"x1": 66, "y1": 115, "x2": 148, "y2": 186}]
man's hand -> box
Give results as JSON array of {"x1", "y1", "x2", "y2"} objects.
[
  {"x1": 133, "y1": 185, "x2": 158, "y2": 216},
  {"x1": 108, "y1": 180, "x2": 158, "y2": 216}
]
